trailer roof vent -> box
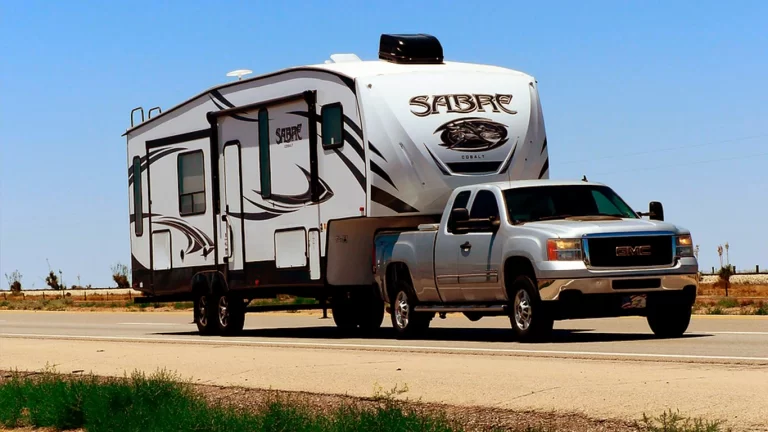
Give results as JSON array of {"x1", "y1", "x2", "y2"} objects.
[{"x1": 379, "y1": 33, "x2": 443, "y2": 64}]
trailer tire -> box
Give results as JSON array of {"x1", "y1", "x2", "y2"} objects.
[
  {"x1": 390, "y1": 280, "x2": 430, "y2": 339},
  {"x1": 508, "y1": 275, "x2": 553, "y2": 342},
  {"x1": 216, "y1": 292, "x2": 246, "y2": 336},
  {"x1": 647, "y1": 304, "x2": 691, "y2": 338},
  {"x1": 331, "y1": 294, "x2": 357, "y2": 331},
  {"x1": 194, "y1": 291, "x2": 219, "y2": 336},
  {"x1": 355, "y1": 287, "x2": 385, "y2": 332}
]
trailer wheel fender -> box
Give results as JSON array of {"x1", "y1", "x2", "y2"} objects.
[
  {"x1": 191, "y1": 273, "x2": 212, "y2": 295},
  {"x1": 209, "y1": 272, "x2": 229, "y2": 294}
]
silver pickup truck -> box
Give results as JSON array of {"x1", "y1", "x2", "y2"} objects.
[{"x1": 373, "y1": 179, "x2": 698, "y2": 341}]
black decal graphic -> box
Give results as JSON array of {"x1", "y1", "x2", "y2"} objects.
[
  {"x1": 409, "y1": 94, "x2": 517, "y2": 116},
  {"x1": 434, "y1": 117, "x2": 509, "y2": 152},
  {"x1": 128, "y1": 147, "x2": 187, "y2": 186},
  {"x1": 238, "y1": 165, "x2": 335, "y2": 220},
  {"x1": 208, "y1": 93, "x2": 260, "y2": 122},
  {"x1": 370, "y1": 161, "x2": 398, "y2": 190},
  {"x1": 368, "y1": 142, "x2": 387, "y2": 162},
  {"x1": 152, "y1": 216, "x2": 215, "y2": 258},
  {"x1": 424, "y1": 145, "x2": 451, "y2": 175},
  {"x1": 498, "y1": 143, "x2": 518, "y2": 174},
  {"x1": 371, "y1": 186, "x2": 419, "y2": 213},
  {"x1": 276, "y1": 124, "x2": 303, "y2": 144},
  {"x1": 538, "y1": 158, "x2": 549, "y2": 179}
]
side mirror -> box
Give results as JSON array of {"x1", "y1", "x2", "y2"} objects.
[
  {"x1": 649, "y1": 201, "x2": 664, "y2": 221},
  {"x1": 451, "y1": 208, "x2": 470, "y2": 223},
  {"x1": 448, "y1": 208, "x2": 469, "y2": 232}
]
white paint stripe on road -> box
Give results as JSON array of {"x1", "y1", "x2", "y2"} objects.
[
  {"x1": 2, "y1": 332, "x2": 768, "y2": 363},
  {"x1": 118, "y1": 323, "x2": 184, "y2": 326},
  {"x1": 699, "y1": 331, "x2": 768, "y2": 335}
]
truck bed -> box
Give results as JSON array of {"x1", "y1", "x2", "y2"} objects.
[{"x1": 374, "y1": 224, "x2": 441, "y2": 302}]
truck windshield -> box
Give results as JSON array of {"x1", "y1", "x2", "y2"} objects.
[{"x1": 502, "y1": 185, "x2": 639, "y2": 223}]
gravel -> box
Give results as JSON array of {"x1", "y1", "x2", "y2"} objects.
[{"x1": 196, "y1": 383, "x2": 638, "y2": 432}]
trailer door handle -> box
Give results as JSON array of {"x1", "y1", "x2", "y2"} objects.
[{"x1": 460, "y1": 241, "x2": 471, "y2": 251}]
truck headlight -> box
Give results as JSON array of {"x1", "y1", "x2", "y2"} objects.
[
  {"x1": 547, "y1": 239, "x2": 583, "y2": 261},
  {"x1": 676, "y1": 234, "x2": 694, "y2": 258}
]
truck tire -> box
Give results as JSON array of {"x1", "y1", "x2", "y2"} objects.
[
  {"x1": 508, "y1": 275, "x2": 553, "y2": 342},
  {"x1": 391, "y1": 281, "x2": 430, "y2": 339},
  {"x1": 216, "y1": 292, "x2": 246, "y2": 336},
  {"x1": 647, "y1": 304, "x2": 691, "y2": 338},
  {"x1": 194, "y1": 291, "x2": 219, "y2": 336}
]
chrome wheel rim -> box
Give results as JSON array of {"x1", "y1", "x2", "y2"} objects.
[
  {"x1": 198, "y1": 295, "x2": 208, "y2": 327},
  {"x1": 514, "y1": 289, "x2": 533, "y2": 330},
  {"x1": 395, "y1": 291, "x2": 409, "y2": 329},
  {"x1": 218, "y1": 296, "x2": 229, "y2": 327}
]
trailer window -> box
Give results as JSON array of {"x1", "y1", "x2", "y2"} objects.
[
  {"x1": 178, "y1": 151, "x2": 206, "y2": 215},
  {"x1": 132, "y1": 156, "x2": 143, "y2": 236},
  {"x1": 321, "y1": 103, "x2": 343, "y2": 150},
  {"x1": 259, "y1": 108, "x2": 272, "y2": 198}
]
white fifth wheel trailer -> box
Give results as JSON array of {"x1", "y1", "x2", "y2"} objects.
[{"x1": 125, "y1": 34, "x2": 549, "y2": 335}]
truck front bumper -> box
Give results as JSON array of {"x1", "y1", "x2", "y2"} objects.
[{"x1": 537, "y1": 273, "x2": 698, "y2": 301}]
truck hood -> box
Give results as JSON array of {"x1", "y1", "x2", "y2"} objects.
[{"x1": 519, "y1": 217, "x2": 686, "y2": 238}]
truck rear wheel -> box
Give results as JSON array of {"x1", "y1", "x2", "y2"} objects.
[
  {"x1": 216, "y1": 292, "x2": 246, "y2": 336},
  {"x1": 508, "y1": 275, "x2": 553, "y2": 342},
  {"x1": 194, "y1": 291, "x2": 218, "y2": 336},
  {"x1": 391, "y1": 282, "x2": 430, "y2": 339},
  {"x1": 647, "y1": 304, "x2": 691, "y2": 338}
]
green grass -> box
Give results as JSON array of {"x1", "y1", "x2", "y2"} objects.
[
  {"x1": 636, "y1": 409, "x2": 731, "y2": 432},
  {"x1": 0, "y1": 370, "x2": 461, "y2": 432},
  {"x1": 0, "y1": 370, "x2": 733, "y2": 432},
  {"x1": 715, "y1": 298, "x2": 740, "y2": 309}
]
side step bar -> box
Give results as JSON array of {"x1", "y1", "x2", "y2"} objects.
[
  {"x1": 413, "y1": 305, "x2": 508, "y2": 314},
  {"x1": 245, "y1": 303, "x2": 325, "y2": 313}
]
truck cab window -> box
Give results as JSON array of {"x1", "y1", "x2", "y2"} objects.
[
  {"x1": 178, "y1": 151, "x2": 206, "y2": 215},
  {"x1": 321, "y1": 103, "x2": 343, "y2": 149},
  {"x1": 132, "y1": 156, "x2": 143, "y2": 236},
  {"x1": 469, "y1": 190, "x2": 499, "y2": 220},
  {"x1": 446, "y1": 191, "x2": 471, "y2": 233}
]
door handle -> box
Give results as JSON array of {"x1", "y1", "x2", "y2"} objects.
[{"x1": 460, "y1": 241, "x2": 471, "y2": 250}]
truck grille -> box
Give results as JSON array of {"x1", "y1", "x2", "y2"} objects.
[{"x1": 586, "y1": 235, "x2": 674, "y2": 268}]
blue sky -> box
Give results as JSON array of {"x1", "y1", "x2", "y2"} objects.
[{"x1": 1, "y1": 1, "x2": 766, "y2": 287}]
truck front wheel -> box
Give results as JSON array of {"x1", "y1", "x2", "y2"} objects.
[
  {"x1": 647, "y1": 304, "x2": 691, "y2": 338},
  {"x1": 391, "y1": 282, "x2": 430, "y2": 339},
  {"x1": 508, "y1": 275, "x2": 554, "y2": 342}
]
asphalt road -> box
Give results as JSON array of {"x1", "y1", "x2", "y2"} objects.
[{"x1": 1, "y1": 310, "x2": 767, "y2": 430}]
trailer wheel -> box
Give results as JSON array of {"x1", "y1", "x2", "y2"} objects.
[
  {"x1": 508, "y1": 275, "x2": 553, "y2": 342},
  {"x1": 331, "y1": 295, "x2": 357, "y2": 331},
  {"x1": 647, "y1": 303, "x2": 691, "y2": 338},
  {"x1": 391, "y1": 281, "x2": 430, "y2": 339},
  {"x1": 216, "y1": 292, "x2": 245, "y2": 336},
  {"x1": 355, "y1": 287, "x2": 385, "y2": 332},
  {"x1": 194, "y1": 292, "x2": 218, "y2": 336}
]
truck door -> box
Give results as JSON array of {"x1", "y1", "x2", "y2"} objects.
[
  {"x1": 457, "y1": 190, "x2": 503, "y2": 301},
  {"x1": 433, "y1": 190, "x2": 472, "y2": 302}
]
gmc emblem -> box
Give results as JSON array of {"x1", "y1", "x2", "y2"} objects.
[{"x1": 616, "y1": 245, "x2": 652, "y2": 257}]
